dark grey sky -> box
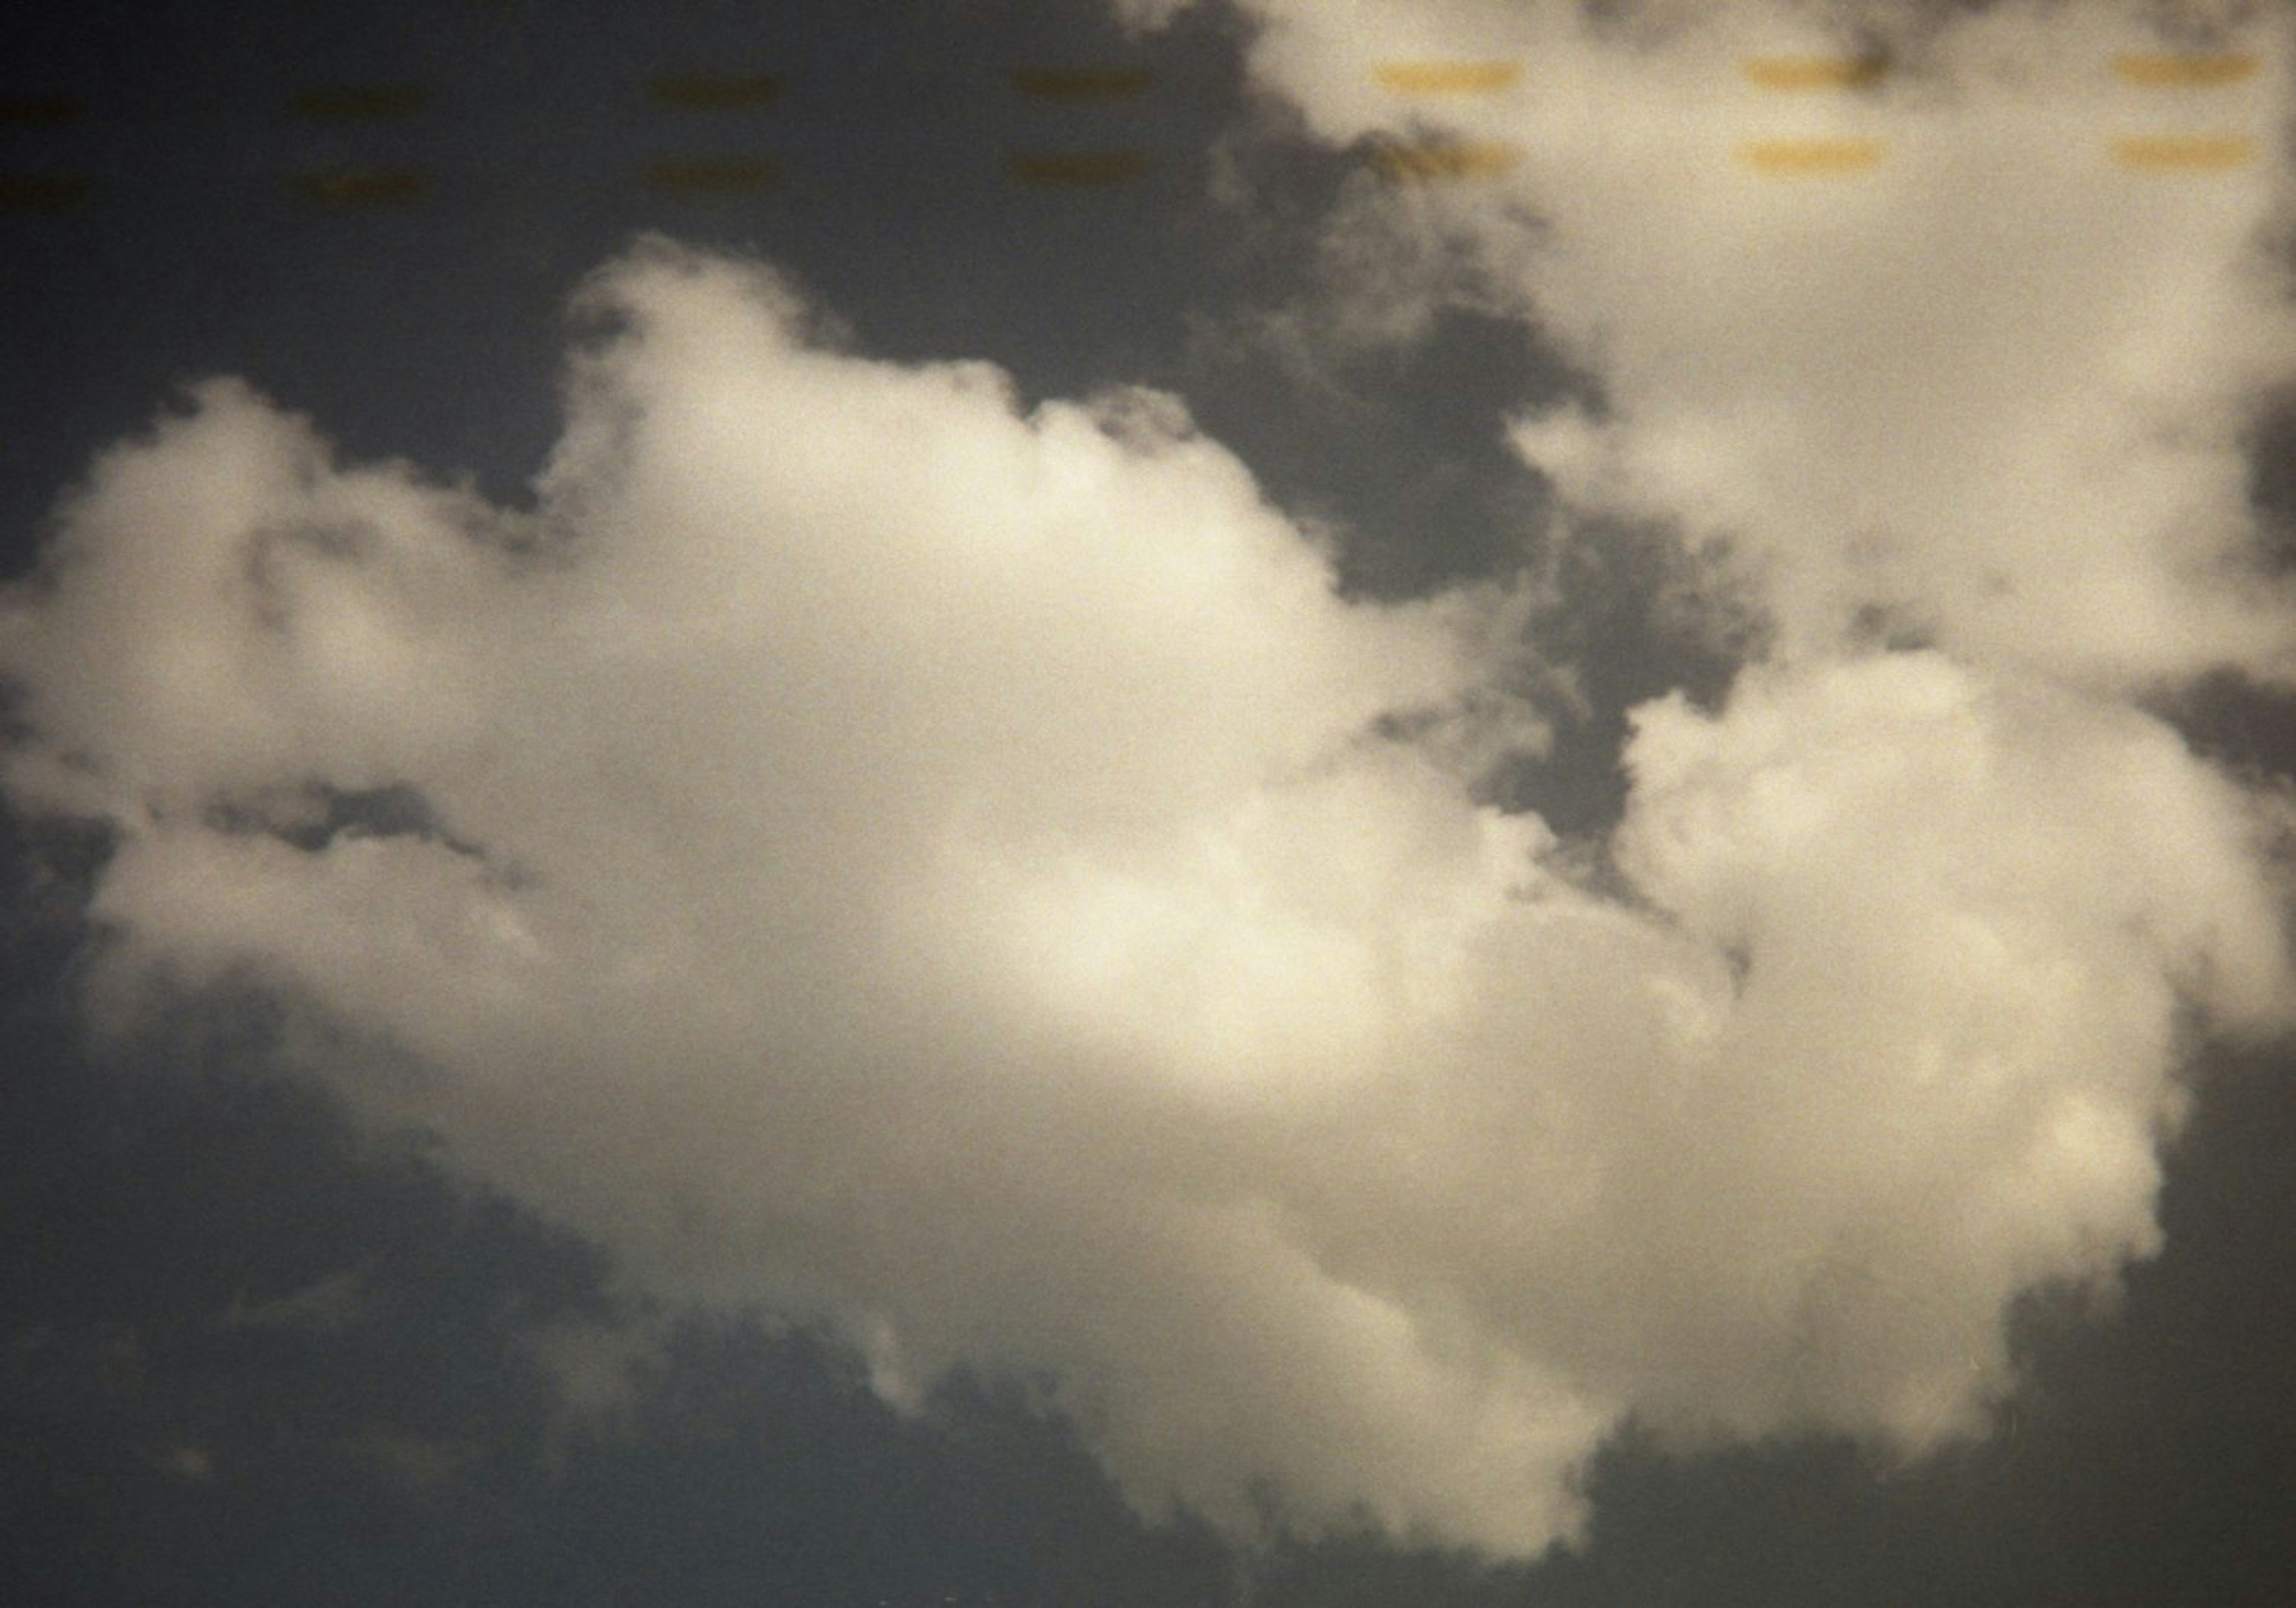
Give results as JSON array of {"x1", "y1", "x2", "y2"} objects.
[{"x1": 4, "y1": 1, "x2": 2293, "y2": 1604}]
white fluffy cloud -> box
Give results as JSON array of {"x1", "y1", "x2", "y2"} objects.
[
  {"x1": 1208, "y1": 0, "x2": 2296, "y2": 686},
  {"x1": 5, "y1": 0, "x2": 2296, "y2": 1548}
]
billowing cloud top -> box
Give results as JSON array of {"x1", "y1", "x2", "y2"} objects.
[{"x1": 5, "y1": 0, "x2": 2295, "y2": 1559}]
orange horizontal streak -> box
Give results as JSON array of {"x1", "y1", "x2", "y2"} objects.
[
  {"x1": 1007, "y1": 150, "x2": 1149, "y2": 186},
  {"x1": 1011, "y1": 67, "x2": 1152, "y2": 100},
  {"x1": 2111, "y1": 133, "x2": 2257, "y2": 170},
  {"x1": 1373, "y1": 61, "x2": 1522, "y2": 94},
  {"x1": 1737, "y1": 137, "x2": 1885, "y2": 173},
  {"x1": 1743, "y1": 56, "x2": 1888, "y2": 90},
  {"x1": 2113, "y1": 51, "x2": 2258, "y2": 87},
  {"x1": 0, "y1": 94, "x2": 85, "y2": 127},
  {"x1": 645, "y1": 157, "x2": 781, "y2": 193},
  {"x1": 1372, "y1": 140, "x2": 1521, "y2": 179},
  {"x1": 0, "y1": 172, "x2": 94, "y2": 211},
  {"x1": 287, "y1": 85, "x2": 430, "y2": 120},
  {"x1": 291, "y1": 167, "x2": 432, "y2": 204},
  {"x1": 646, "y1": 74, "x2": 784, "y2": 110}
]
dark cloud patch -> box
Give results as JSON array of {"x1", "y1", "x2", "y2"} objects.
[
  {"x1": 1178, "y1": 303, "x2": 1568, "y2": 599},
  {"x1": 2248, "y1": 386, "x2": 2296, "y2": 568}
]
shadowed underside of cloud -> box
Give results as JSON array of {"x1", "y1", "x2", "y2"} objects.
[{"x1": 5, "y1": 0, "x2": 2296, "y2": 1558}]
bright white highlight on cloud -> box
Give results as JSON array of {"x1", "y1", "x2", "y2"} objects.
[{"x1": 4, "y1": 0, "x2": 2295, "y2": 1559}]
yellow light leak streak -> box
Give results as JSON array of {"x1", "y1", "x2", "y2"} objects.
[
  {"x1": 0, "y1": 172, "x2": 94, "y2": 212},
  {"x1": 1373, "y1": 61, "x2": 1522, "y2": 94},
  {"x1": 0, "y1": 94, "x2": 84, "y2": 127},
  {"x1": 291, "y1": 167, "x2": 433, "y2": 206},
  {"x1": 645, "y1": 157, "x2": 782, "y2": 194},
  {"x1": 1736, "y1": 137, "x2": 1886, "y2": 173},
  {"x1": 2110, "y1": 133, "x2": 2258, "y2": 170},
  {"x1": 646, "y1": 74, "x2": 784, "y2": 111},
  {"x1": 1742, "y1": 56, "x2": 1888, "y2": 90},
  {"x1": 1007, "y1": 151, "x2": 1149, "y2": 187},
  {"x1": 1010, "y1": 67, "x2": 1152, "y2": 100},
  {"x1": 286, "y1": 85, "x2": 431, "y2": 120},
  {"x1": 2113, "y1": 51, "x2": 2258, "y2": 87},
  {"x1": 1372, "y1": 140, "x2": 1521, "y2": 180}
]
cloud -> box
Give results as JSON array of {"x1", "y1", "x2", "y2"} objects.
[
  {"x1": 5, "y1": 13, "x2": 2296, "y2": 1546},
  {"x1": 1205, "y1": 0, "x2": 2296, "y2": 687}
]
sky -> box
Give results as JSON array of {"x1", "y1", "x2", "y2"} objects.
[{"x1": 4, "y1": 0, "x2": 2295, "y2": 1603}]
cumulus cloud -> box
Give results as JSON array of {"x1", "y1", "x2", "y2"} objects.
[
  {"x1": 1206, "y1": 0, "x2": 2296, "y2": 686},
  {"x1": 5, "y1": 0, "x2": 2296, "y2": 1549}
]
